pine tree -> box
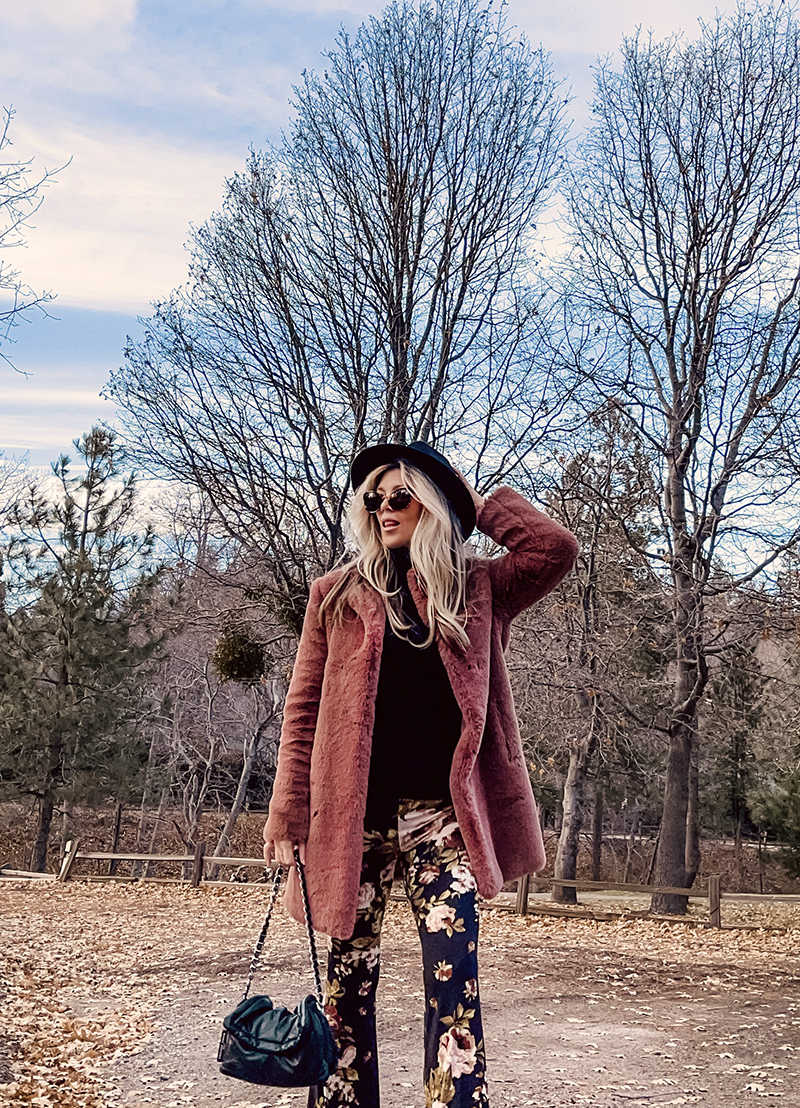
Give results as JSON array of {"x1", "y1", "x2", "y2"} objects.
[{"x1": 0, "y1": 428, "x2": 161, "y2": 870}]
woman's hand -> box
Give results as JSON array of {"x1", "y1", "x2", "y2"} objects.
[
  {"x1": 263, "y1": 838, "x2": 306, "y2": 868},
  {"x1": 454, "y1": 468, "x2": 487, "y2": 513}
]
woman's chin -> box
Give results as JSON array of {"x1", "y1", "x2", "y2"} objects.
[{"x1": 380, "y1": 529, "x2": 409, "y2": 549}]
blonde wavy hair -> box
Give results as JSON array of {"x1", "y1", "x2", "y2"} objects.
[{"x1": 319, "y1": 460, "x2": 470, "y2": 650}]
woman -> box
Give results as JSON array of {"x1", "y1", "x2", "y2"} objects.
[{"x1": 264, "y1": 441, "x2": 578, "y2": 1108}]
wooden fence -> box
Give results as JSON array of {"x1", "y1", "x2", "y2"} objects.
[{"x1": 2, "y1": 840, "x2": 798, "y2": 929}]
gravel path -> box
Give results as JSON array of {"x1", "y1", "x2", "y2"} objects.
[{"x1": 2, "y1": 883, "x2": 800, "y2": 1107}]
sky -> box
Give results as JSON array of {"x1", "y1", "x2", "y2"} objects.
[{"x1": 1, "y1": 0, "x2": 729, "y2": 466}]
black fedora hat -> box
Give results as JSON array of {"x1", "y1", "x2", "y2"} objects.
[{"x1": 350, "y1": 441, "x2": 477, "y2": 539}]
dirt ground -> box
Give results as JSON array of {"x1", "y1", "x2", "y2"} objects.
[{"x1": 1, "y1": 882, "x2": 799, "y2": 1108}]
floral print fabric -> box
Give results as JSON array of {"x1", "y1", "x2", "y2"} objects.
[{"x1": 309, "y1": 801, "x2": 489, "y2": 1108}]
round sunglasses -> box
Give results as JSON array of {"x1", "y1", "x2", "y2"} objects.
[{"x1": 363, "y1": 488, "x2": 415, "y2": 513}]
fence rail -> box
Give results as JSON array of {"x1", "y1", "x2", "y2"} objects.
[
  {"x1": 53, "y1": 840, "x2": 268, "y2": 884},
  {"x1": 2, "y1": 841, "x2": 798, "y2": 929}
]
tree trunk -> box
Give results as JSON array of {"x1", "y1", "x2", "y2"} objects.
[
  {"x1": 552, "y1": 753, "x2": 585, "y2": 905},
  {"x1": 133, "y1": 733, "x2": 162, "y2": 873},
  {"x1": 685, "y1": 736, "x2": 701, "y2": 886},
  {"x1": 591, "y1": 773, "x2": 604, "y2": 881},
  {"x1": 207, "y1": 719, "x2": 270, "y2": 880},
  {"x1": 30, "y1": 792, "x2": 56, "y2": 872},
  {"x1": 143, "y1": 784, "x2": 171, "y2": 878},
  {"x1": 622, "y1": 815, "x2": 638, "y2": 885},
  {"x1": 651, "y1": 523, "x2": 705, "y2": 915},
  {"x1": 109, "y1": 802, "x2": 124, "y2": 876},
  {"x1": 553, "y1": 709, "x2": 600, "y2": 905},
  {"x1": 59, "y1": 800, "x2": 74, "y2": 856},
  {"x1": 133, "y1": 793, "x2": 150, "y2": 879},
  {"x1": 30, "y1": 723, "x2": 65, "y2": 872},
  {"x1": 650, "y1": 719, "x2": 693, "y2": 913}
]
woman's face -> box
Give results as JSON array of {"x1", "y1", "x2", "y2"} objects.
[{"x1": 373, "y1": 467, "x2": 424, "y2": 549}]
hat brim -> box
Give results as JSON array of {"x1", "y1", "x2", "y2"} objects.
[{"x1": 350, "y1": 443, "x2": 476, "y2": 539}]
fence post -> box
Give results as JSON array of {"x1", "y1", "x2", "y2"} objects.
[
  {"x1": 708, "y1": 873, "x2": 721, "y2": 928},
  {"x1": 109, "y1": 803, "x2": 123, "y2": 876},
  {"x1": 58, "y1": 839, "x2": 80, "y2": 882},
  {"x1": 191, "y1": 841, "x2": 206, "y2": 887},
  {"x1": 516, "y1": 872, "x2": 531, "y2": 916}
]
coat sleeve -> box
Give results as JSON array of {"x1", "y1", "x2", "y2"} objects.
[
  {"x1": 477, "y1": 486, "x2": 579, "y2": 623},
  {"x1": 264, "y1": 578, "x2": 329, "y2": 845}
]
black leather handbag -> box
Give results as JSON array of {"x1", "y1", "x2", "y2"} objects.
[{"x1": 217, "y1": 848, "x2": 338, "y2": 1087}]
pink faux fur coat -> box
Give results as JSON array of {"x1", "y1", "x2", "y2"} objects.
[{"x1": 264, "y1": 487, "x2": 578, "y2": 938}]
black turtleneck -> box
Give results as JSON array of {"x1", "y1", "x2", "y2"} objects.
[{"x1": 364, "y1": 549, "x2": 463, "y2": 831}]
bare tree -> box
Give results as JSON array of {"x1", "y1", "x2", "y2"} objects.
[
  {"x1": 545, "y1": 416, "x2": 669, "y2": 902},
  {"x1": 0, "y1": 452, "x2": 27, "y2": 525},
  {"x1": 141, "y1": 645, "x2": 280, "y2": 869},
  {"x1": 132, "y1": 517, "x2": 293, "y2": 872},
  {"x1": 1, "y1": 106, "x2": 58, "y2": 366},
  {"x1": 564, "y1": 2, "x2": 800, "y2": 911},
  {"x1": 205, "y1": 675, "x2": 284, "y2": 878},
  {"x1": 108, "y1": 0, "x2": 568, "y2": 617},
  {"x1": 508, "y1": 413, "x2": 670, "y2": 900}
]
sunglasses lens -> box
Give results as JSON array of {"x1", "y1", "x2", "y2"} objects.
[
  {"x1": 363, "y1": 492, "x2": 382, "y2": 513},
  {"x1": 388, "y1": 490, "x2": 413, "y2": 510}
]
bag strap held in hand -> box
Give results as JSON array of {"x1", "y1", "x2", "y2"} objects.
[
  {"x1": 241, "y1": 848, "x2": 325, "y2": 1008},
  {"x1": 294, "y1": 845, "x2": 325, "y2": 1006}
]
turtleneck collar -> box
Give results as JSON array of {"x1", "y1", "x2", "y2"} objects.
[
  {"x1": 391, "y1": 546, "x2": 413, "y2": 578},
  {"x1": 388, "y1": 546, "x2": 427, "y2": 642}
]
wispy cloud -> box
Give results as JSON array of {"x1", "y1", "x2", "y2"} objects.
[
  {"x1": 12, "y1": 122, "x2": 237, "y2": 311},
  {"x1": 233, "y1": 0, "x2": 376, "y2": 14},
  {"x1": 0, "y1": 411, "x2": 116, "y2": 460},
  {"x1": 0, "y1": 2, "x2": 136, "y2": 101},
  {"x1": 1, "y1": 0, "x2": 137, "y2": 32},
  {"x1": 3, "y1": 387, "x2": 117, "y2": 405},
  {"x1": 518, "y1": 0, "x2": 725, "y2": 55},
  {"x1": 0, "y1": 2, "x2": 355, "y2": 140},
  {"x1": 0, "y1": 305, "x2": 137, "y2": 462},
  {"x1": 0, "y1": 1, "x2": 372, "y2": 312}
]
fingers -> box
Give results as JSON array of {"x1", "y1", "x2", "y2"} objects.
[
  {"x1": 264, "y1": 839, "x2": 303, "y2": 868},
  {"x1": 452, "y1": 466, "x2": 487, "y2": 511}
]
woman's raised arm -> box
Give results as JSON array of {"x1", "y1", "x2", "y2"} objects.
[{"x1": 476, "y1": 486, "x2": 578, "y2": 622}]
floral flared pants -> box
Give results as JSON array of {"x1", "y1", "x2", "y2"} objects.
[{"x1": 309, "y1": 800, "x2": 489, "y2": 1108}]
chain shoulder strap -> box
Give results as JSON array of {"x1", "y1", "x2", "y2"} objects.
[
  {"x1": 240, "y1": 864, "x2": 284, "y2": 1002},
  {"x1": 240, "y1": 850, "x2": 325, "y2": 1008},
  {"x1": 294, "y1": 845, "x2": 325, "y2": 1006}
]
